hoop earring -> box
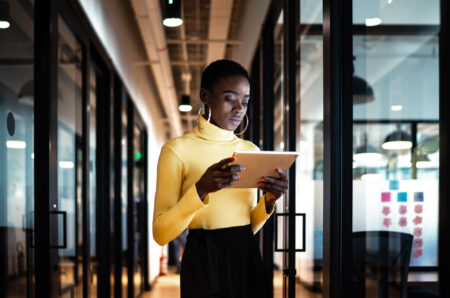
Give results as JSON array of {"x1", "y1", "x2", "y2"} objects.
[
  {"x1": 197, "y1": 104, "x2": 211, "y2": 128},
  {"x1": 234, "y1": 114, "x2": 249, "y2": 136}
]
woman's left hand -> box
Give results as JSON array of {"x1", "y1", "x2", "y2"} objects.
[{"x1": 257, "y1": 169, "x2": 288, "y2": 213}]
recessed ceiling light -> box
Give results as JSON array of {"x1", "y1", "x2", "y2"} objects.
[
  {"x1": 366, "y1": 18, "x2": 382, "y2": 27},
  {"x1": 391, "y1": 105, "x2": 403, "y2": 111}
]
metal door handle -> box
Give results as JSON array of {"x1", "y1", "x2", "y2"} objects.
[
  {"x1": 274, "y1": 212, "x2": 306, "y2": 252},
  {"x1": 50, "y1": 210, "x2": 67, "y2": 249}
]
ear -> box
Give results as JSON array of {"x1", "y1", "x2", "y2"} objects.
[{"x1": 199, "y1": 88, "x2": 209, "y2": 104}]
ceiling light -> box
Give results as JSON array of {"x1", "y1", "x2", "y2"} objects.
[
  {"x1": 163, "y1": 0, "x2": 183, "y2": 27},
  {"x1": 381, "y1": 126, "x2": 412, "y2": 150},
  {"x1": 59, "y1": 161, "x2": 74, "y2": 169},
  {"x1": 0, "y1": 1, "x2": 11, "y2": 29},
  {"x1": 6, "y1": 140, "x2": 26, "y2": 149},
  {"x1": 361, "y1": 173, "x2": 383, "y2": 181},
  {"x1": 415, "y1": 153, "x2": 438, "y2": 168},
  {"x1": 178, "y1": 94, "x2": 192, "y2": 112},
  {"x1": 353, "y1": 143, "x2": 383, "y2": 165},
  {"x1": 366, "y1": 18, "x2": 382, "y2": 27},
  {"x1": 391, "y1": 105, "x2": 402, "y2": 111}
]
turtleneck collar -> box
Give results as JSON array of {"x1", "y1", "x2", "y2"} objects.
[{"x1": 193, "y1": 115, "x2": 237, "y2": 142}]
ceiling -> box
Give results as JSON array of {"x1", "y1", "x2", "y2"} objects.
[{"x1": 130, "y1": 0, "x2": 245, "y2": 136}]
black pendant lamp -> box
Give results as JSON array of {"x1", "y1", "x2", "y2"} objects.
[
  {"x1": 353, "y1": 134, "x2": 383, "y2": 165},
  {"x1": 163, "y1": 0, "x2": 183, "y2": 27},
  {"x1": 0, "y1": 1, "x2": 11, "y2": 29},
  {"x1": 352, "y1": 57, "x2": 374, "y2": 104},
  {"x1": 381, "y1": 125, "x2": 412, "y2": 150},
  {"x1": 179, "y1": 94, "x2": 192, "y2": 112}
]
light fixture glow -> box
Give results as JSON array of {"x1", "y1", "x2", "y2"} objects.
[
  {"x1": 416, "y1": 161, "x2": 439, "y2": 168},
  {"x1": 365, "y1": 18, "x2": 382, "y2": 27},
  {"x1": 381, "y1": 141, "x2": 412, "y2": 150},
  {"x1": 59, "y1": 161, "x2": 74, "y2": 169},
  {"x1": 163, "y1": 18, "x2": 183, "y2": 27},
  {"x1": 179, "y1": 104, "x2": 192, "y2": 112},
  {"x1": 361, "y1": 173, "x2": 383, "y2": 181},
  {"x1": 6, "y1": 140, "x2": 26, "y2": 149},
  {"x1": 353, "y1": 152, "x2": 384, "y2": 164},
  {"x1": 31, "y1": 153, "x2": 35, "y2": 159},
  {"x1": 0, "y1": 20, "x2": 9, "y2": 29},
  {"x1": 391, "y1": 105, "x2": 403, "y2": 111}
]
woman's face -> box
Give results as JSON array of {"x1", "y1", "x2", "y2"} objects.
[{"x1": 201, "y1": 75, "x2": 250, "y2": 131}]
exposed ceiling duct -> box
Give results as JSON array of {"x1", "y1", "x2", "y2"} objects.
[{"x1": 131, "y1": 0, "x2": 182, "y2": 137}]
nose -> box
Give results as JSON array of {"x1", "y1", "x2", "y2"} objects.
[{"x1": 233, "y1": 101, "x2": 244, "y2": 113}]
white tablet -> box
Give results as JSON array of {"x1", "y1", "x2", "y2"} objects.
[{"x1": 228, "y1": 151, "x2": 298, "y2": 188}]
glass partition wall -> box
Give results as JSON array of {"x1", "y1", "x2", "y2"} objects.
[
  {"x1": 351, "y1": 1, "x2": 440, "y2": 297},
  {"x1": 0, "y1": 1, "x2": 35, "y2": 296}
]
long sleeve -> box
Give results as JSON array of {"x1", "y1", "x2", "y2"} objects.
[
  {"x1": 152, "y1": 145, "x2": 208, "y2": 245},
  {"x1": 250, "y1": 194, "x2": 275, "y2": 233}
]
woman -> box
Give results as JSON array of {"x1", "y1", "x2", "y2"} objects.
[{"x1": 153, "y1": 59, "x2": 288, "y2": 298}]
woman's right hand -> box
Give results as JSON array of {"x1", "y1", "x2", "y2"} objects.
[{"x1": 195, "y1": 157, "x2": 244, "y2": 200}]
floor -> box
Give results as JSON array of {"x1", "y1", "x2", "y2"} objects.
[{"x1": 142, "y1": 267, "x2": 322, "y2": 298}]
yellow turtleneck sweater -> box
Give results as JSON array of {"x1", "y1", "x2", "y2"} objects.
[{"x1": 152, "y1": 116, "x2": 274, "y2": 246}]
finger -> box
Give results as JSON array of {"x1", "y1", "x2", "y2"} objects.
[
  {"x1": 260, "y1": 176, "x2": 289, "y2": 188},
  {"x1": 214, "y1": 157, "x2": 236, "y2": 169},
  {"x1": 213, "y1": 170, "x2": 241, "y2": 179},
  {"x1": 258, "y1": 182, "x2": 287, "y2": 194},
  {"x1": 275, "y1": 168, "x2": 288, "y2": 181}
]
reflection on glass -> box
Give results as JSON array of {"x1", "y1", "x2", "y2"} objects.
[
  {"x1": 273, "y1": 10, "x2": 285, "y2": 298},
  {"x1": 296, "y1": 0, "x2": 324, "y2": 296},
  {"x1": 0, "y1": 1, "x2": 35, "y2": 296},
  {"x1": 122, "y1": 93, "x2": 128, "y2": 298},
  {"x1": 133, "y1": 125, "x2": 143, "y2": 297},
  {"x1": 89, "y1": 66, "x2": 98, "y2": 297},
  {"x1": 57, "y1": 16, "x2": 83, "y2": 297},
  {"x1": 352, "y1": 1, "x2": 440, "y2": 296}
]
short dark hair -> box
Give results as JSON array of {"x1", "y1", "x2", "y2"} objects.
[{"x1": 201, "y1": 59, "x2": 250, "y2": 91}]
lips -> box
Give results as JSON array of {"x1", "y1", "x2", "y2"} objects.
[{"x1": 229, "y1": 118, "x2": 242, "y2": 125}]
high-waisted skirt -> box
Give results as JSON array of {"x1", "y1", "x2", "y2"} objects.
[{"x1": 180, "y1": 224, "x2": 266, "y2": 298}]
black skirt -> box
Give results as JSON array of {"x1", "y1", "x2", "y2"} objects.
[{"x1": 180, "y1": 225, "x2": 266, "y2": 298}]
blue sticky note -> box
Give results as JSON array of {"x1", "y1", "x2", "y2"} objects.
[
  {"x1": 414, "y1": 192, "x2": 424, "y2": 202},
  {"x1": 397, "y1": 192, "x2": 407, "y2": 202},
  {"x1": 389, "y1": 180, "x2": 399, "y2": 190}
]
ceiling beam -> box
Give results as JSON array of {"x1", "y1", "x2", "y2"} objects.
[{"x1": 207, "y1": 0, "x2": 234, "y2": 64}]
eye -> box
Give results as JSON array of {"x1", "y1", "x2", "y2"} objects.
[
  {"x1": 242, "y1": 102, "x2": 249, "y2": 107},
  {"x1": 225, "y1": 96, "x2": 236, "y2": 102}
]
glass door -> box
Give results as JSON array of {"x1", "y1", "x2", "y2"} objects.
[
  {"x1": 56, "y1": 16, "x2": 84, "y2": 298},
  {"x1": 0, "y1": 1, "x2": 36, "y2": 296},
  {"x1": 295, "y1": 0, "x2": 324, "y2": 297},
  {"x1": 273, "y1": 8, "x2": 287, "y2": 298},
  {"x1": 351, "y1": 1, "x2": 440, "y2": 297}
]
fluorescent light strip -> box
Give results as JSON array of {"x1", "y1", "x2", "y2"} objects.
[
  {"x1": 391, "y1": 105, "x2": 403, "y2": 111},
  {"x1": 6, "y1": 141, "x2": 26, "y2": 149},
  {"x1": 59, "y1": 161, "x2": 74, "y2": 169},
  {"x1": 366, "y1": 18, "x2": 382, "y2": 27}
]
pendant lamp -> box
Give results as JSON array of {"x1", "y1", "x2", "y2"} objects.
[
  {"x1": 353, "y1": 134, "x2": 383, "y2": 165},
  {"x1": 179, "y1": 94, "x2": 192, "y2": 112},
  {"x1": 0, "y1": 1, "x2": 11, "y2": 29},
  {"x1": 381, "y1": 125, "x2": 412, "y2": 150},
  {"x1": 352, "y1": 57, "x2": 374, "y2": 104},
  {"x1": 163, "y1": 0, "x2": 183, "y2": 27}
]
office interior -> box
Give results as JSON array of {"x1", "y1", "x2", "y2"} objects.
[{"x1": 0, "y1": 0, "x2": 449, "y2": 297}]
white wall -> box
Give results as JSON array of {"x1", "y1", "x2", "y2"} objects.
[{"x1": 77, "y1": 0, "x2": 166, "y2": 284}]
